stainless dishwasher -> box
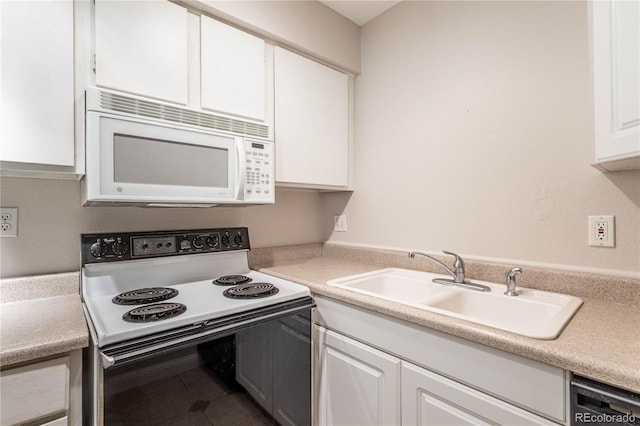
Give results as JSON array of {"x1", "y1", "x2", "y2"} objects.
[{"x1": 571, "y1": 375, "x2": 640, "y2": 425}]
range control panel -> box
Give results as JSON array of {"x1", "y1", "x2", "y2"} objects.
[{"x1": 81, "y1": 227, "x2": 250, "y2": 265}]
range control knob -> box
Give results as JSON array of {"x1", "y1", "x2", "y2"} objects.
[
  {"x1": 192, "y1": 236, "x2": 204, "y2": 249},
  {"x1": 222, "y1": 233, "x2": 231, "y2": 247},
  {"x1": 206, "y1": 235, "x2": 219, "y2": 248},
  {"x1": 234, "y1": 233, "x2": 244, "y2": 246},
  {"x1": 112, "y1": 240, "x2": 128, "y2": 256},
  {"x1": 90, "y1": 242, "x2": 105, "y2": 258}
]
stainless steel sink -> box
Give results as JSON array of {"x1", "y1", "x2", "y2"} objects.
[{"x1": 327, "y1": 268, "x2": 583, "y2": 339}]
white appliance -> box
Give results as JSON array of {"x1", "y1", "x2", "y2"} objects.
[
  {"x1": 81, "y1": 227, "x2": 313, "y2": 425},
  {"x1": 82, "y1": 88, "x2": 274, "y2": 207}
]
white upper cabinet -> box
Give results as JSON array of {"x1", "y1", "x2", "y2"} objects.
[
  {"x1": 592, "y1": 0, "x2": 640, "y2": 171},
  {"x1": 94, "y1": 0, "x2": 188, "y2": 104},
  {"x1": 274, "y1": 47, "x2": 351, "y2": 189},
  {"x1": 200, "y1": 16, "x2": 266, "y2": 121},
  {"x1": 0, "y1": 0, "x2": 76, "y2": 172}
]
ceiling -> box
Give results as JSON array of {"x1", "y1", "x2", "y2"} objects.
[{"x1": 319, "y1": 1, "x2": 402, "y2": 26}]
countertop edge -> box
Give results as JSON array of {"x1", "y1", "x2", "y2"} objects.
[{"x1": 0, "y1": 294, "x2": 89, "y2": 369}]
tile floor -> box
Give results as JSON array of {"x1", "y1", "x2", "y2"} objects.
[{"x1": 104, "y1": 364, "x2": 274, "y2": 426}]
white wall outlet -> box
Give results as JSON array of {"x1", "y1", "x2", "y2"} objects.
[
  {"x1": 588, "y1": 215, "x2": 615, "y2": 247},
  {"x1": 334, "y1": 214, "x2": 348, "y2": 232},
  {"x1": 1, "y1": 207, "x2": 18, "y2": 237}
]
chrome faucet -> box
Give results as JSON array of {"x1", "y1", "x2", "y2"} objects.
[
  {"x1": 504, "y1": 267, "x2": 522, "y2": 296},
  {"x1": 408, "y1": 251, "x2": 491, "y2": 292}
]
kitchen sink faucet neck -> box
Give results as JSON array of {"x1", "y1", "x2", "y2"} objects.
[
  {"x1": 408, "y1": 251, "x2": 466, "y2": 283},
  {"x1": 408, "y1": 251, "x2": 491, "y2": 292}
]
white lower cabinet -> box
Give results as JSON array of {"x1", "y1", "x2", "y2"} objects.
[
  {"x1": 314, "y1": 296, "x2": 570, "y2": 426},
  {"x1": 316, "y1": 326, "x2": 400, "y2": 425},
  {"x1": 0, "y1": 352, "x2": 82, "y2": 426}
]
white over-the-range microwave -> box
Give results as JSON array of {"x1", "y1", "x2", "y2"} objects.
[{"x1": 82, "y1": 87, "x2": 274, "y2": 207}]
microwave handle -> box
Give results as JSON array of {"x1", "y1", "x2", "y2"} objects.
[{"x1": 236, "y1": 140, "x2": 246, "y2": 201}]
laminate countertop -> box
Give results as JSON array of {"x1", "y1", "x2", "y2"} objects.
[
  {"x1": 0, "y1": 273, "x2": 88, "y2": 368},
  {"x1": 251, "y1": 248, "x2": 640, "y2": 394}
]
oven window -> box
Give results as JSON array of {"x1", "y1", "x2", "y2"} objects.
[
  {"x1": 113, "y1": 134, "x2": 229, "y2": 188},
  {"x1": 102, "y1": 310, "x2": 311, "y2": 425}
]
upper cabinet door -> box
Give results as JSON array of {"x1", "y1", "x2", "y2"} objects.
[
  {"x1": 0, "y1": 0, "x2": 74, "y2": 166},
  {"x1": 593, "y1": 0, "x2": 640, "y2": 171},
  {"x1": 274, "y1": 47, "x2": 350, "y2": 188},
  {"x1": 200, "y1": 16, "x2": 266, "y2": 121},
  {"x1": 94, "y1": 0, "x2": 188, "y2": 104}
]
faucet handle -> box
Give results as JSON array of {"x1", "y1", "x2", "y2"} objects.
[
  {"x1": 504, "y1": 267, "x2": 522, "y2": 296},
  {"x1": 442, "y1": 251, "x2": 464, "y2": 268},
  {"x1": 442, "y1": 251, "x2": 465, "y2": 283}
]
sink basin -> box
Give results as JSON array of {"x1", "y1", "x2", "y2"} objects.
[
  {"x1": 327, "y1": 268, "x2": 582, "y2": 339},
  {"x1": 326, "y1": 268, "x2": 453, "y2": 305}
]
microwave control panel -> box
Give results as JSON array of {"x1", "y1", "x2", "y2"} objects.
[{"x1": 244, "y1": 140, "x2": 274, "y2": 202}]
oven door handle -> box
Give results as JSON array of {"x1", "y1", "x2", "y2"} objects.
[{"x1": 98, "y1": 299, "x2": 314, "y2": 369}]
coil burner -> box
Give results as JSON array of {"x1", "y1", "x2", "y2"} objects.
[
  {"x1": 213, "y1": 275, "x2": 252, "y2": 286},
  {"x1": 223, "y1": 283, "x2": 279, "y2": 299},
  {"x1": 122, "y1": 303, "x2": 187, "y2": 323},
  {"x1": 112, "y1": 287, "x2": 179, "y2": 305}
]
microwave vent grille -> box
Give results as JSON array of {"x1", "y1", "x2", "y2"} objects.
[{"x1": 99, "y1": 91, "x2": 272, "y2": 140}]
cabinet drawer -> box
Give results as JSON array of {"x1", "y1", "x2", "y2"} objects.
[{"x1": 0, "y1": 356, "x2": 69, "y2": 426}]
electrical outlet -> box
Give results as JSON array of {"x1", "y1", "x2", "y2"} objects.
[
  {"x1": 0, "y1": 207, "x2": 18, "y2": 237},
  {"x1": 588, "y1": 215, "x2": 614, "y2": 247},
  {"x1": 334, "y1": 214, "x2": 347, "y2": 232}
]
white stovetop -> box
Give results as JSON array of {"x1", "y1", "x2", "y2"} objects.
[{"x1": 81, "y1": 252, "x2": 310, "y2": 347}]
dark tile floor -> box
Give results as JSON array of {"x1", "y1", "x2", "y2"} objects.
[{"x1": 105, "y1": 365, "x2": 274, "y2": 426}]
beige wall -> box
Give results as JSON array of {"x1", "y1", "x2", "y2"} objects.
[
  {"x1": 323, "y1": 1, "x2": 640, "y2": 275},
  {"x1": 0, "y1": 178, "x2": 324, "y2": 278}
]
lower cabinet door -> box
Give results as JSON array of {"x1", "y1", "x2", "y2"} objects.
[
  {"x1": 316, "y1": 326, "x2": 400, "y2": 426},
  {"x1": 401, "y1": 362, "x2": 557, "y2": 425}
]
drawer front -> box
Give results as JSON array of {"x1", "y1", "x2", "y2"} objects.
[{"x1": 0, "y1": 356, "x2": 69, "y2": 425}]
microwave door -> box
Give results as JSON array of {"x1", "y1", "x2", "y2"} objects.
[{"x1": 86, "y1": 114, "x2": 238, "y2": 204}]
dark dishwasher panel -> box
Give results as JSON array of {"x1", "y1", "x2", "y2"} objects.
[{"x1": 571, "y1": 375, "x2": 640, "y2": 425}]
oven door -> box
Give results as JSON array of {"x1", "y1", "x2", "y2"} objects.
[
  {"x1": 84, "y1": 299, "x2": 313, "y2": 426},
  {"x1": 84, "y1": 111, "x2": 243, "y2": 206}
]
